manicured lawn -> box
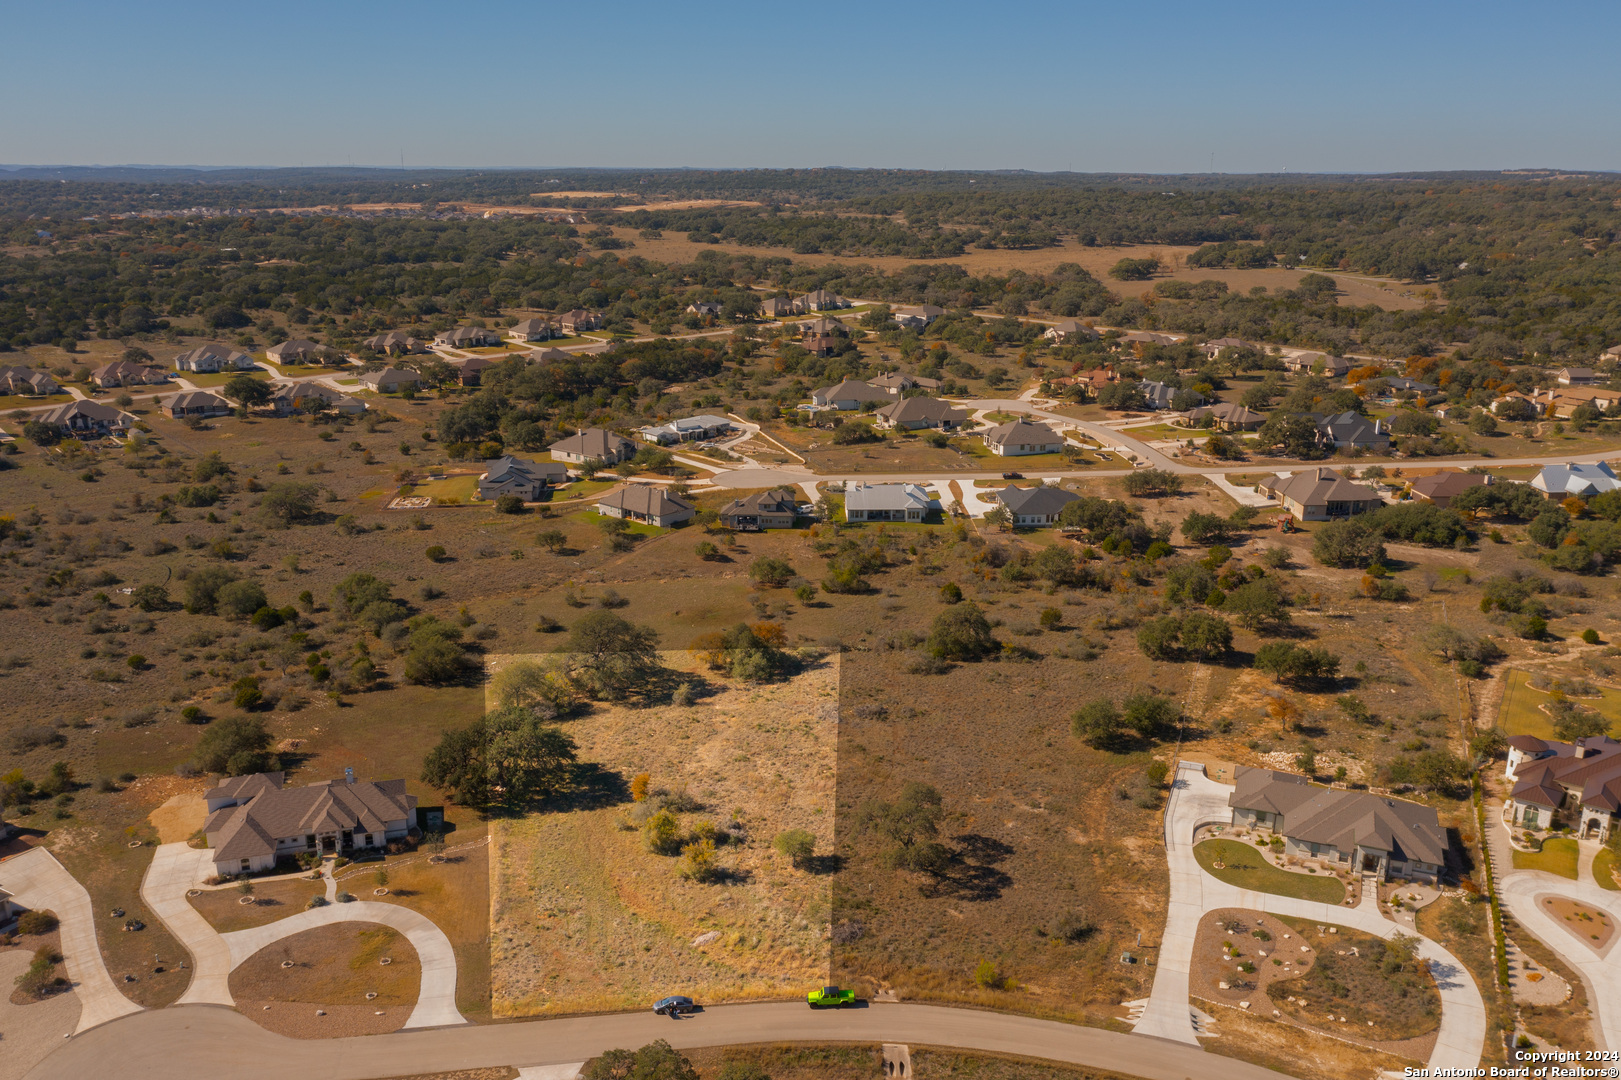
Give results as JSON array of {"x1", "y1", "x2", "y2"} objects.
[
  {"x1": 261, "y1": 362, "x2": 337, "y2": 377},
  {"x1": 1192, "y1": 838, "x2": 1347, "y2": 903},
  {"x1": 549, "y1": 479, "x2": 617, "y2": 501},
  {"x1": 0, "y1": 393, "x2": 71, "y2": 410},
  {"x1": 181, "y1": 369, "x2": 274, "y2": 387},
  {"x1": 1514, "y1": 836, "x2": 1579, "y2": 879},
  {"x1": 406, "y1": 474, "x2": 480, "y2": 504},
  {"x1": 1594, "y1": 848, "x2": 1620, "y2": 891}
]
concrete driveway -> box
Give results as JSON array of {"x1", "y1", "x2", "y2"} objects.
[
  {"x1": 1133, "y1": 763, "x2": 1487, "y2": 1068},
  {"x1": 220, "y1": 900, "x2": 465, "y2": 1029},
  {"x1": 25, "y1": 999, "x2": 1288, "y2": 1080},
  {"x1": 0, "y1": 848, "x2": 143, "y2": 1034},
  {"x1": 140, "y1": 843, "x2": 234, "y2": 1007},
  {"x1": 1490, "y1": 809, "x2": 1621, "y2": 1050}
]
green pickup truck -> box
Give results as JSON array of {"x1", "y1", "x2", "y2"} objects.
[{"x1": 806, "y1": 985, "x2": 856, "y2": 1008}]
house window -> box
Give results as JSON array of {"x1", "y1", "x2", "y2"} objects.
[
  {"x1": 306, "y1": 834, "x2": 316, "y2": 847},
  {"x1": 241, "y1": 859, "x2": 250, "y2": 870}
]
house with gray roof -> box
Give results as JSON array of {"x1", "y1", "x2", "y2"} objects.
[
  {"x1": 1228, "y1": 767, "x2": 1446, "y2": 882},
  {"x1": 478, "y1": 455, "x2": 568, "y2": 502},
  {"x1": 1532, "y1": 461, "x2": 1621, "y2": 499},
  {"x1": 844, "y1": 482, "x2": 934, "y2": 522},
  {"x1": 810, "y1": 379, "x2": 892, "y2": 410},
  {"x1": 358, "y1": 366, "x2": 421, "y2": 393},
  {"x1": 1314, "y1": 411, "x2": 1390, "y2": 451},
  {"x1": 1505, "y1": 735, "x2": 1621, "y2": 840},
  {"x1": 1256, "y1": 468, "x2": 1380, "y2": 520},
  {"x1": 869, "y1": 372, "x2": 941, "y2": 395},
  {"x1": 37, "y1": 399, "x2": 132, "y2": 436},
  {"x1": 434, "y1": 326, "x2": 502, "y2": 349},
  {"x1": 510, "y1": 318, "x2": 556, "y2": 343},
  {"x1": 363, "y1": 331, "x2": 426, "y2": 356},
  {"x1": 637, "y1": 414, "x2": 736, "y2": 445},
  {"x1": 1183, "y1": 401, "x2": 1264, "y2": 430},
  {"x1": 596, "y1": 485, "x2": 694, "y2": 527},
  {"x1": 161, "y1": 390, "x2": 232, "y2": 420},
  {"x1": 892, "y1": 304, "x2": 945, "y2": 330},
  {"x1": 1557, "y1": 367, "x2": 1601, "y2": 387},
  {"x1": 202, "y1": 769, "x2": 417, "y2": 876},
  {"x1": 761, "y1": 296, "x2": 803, "y2": 319},
  {"x1": 719, "y1": 488, "x2": 800, "y2": 531},
  {"x1": 1284, "y1": 351, "x2": 1351, "y2": 376},
  {"x1": 795, "y1": 289, "x2": 848, "y2": 311},
  {"x1": 549, "y1": 427, "x2": 636, "y2": 465},
  {"x1": 91, "y1": 359, "x2": 169, "y2": 388},
  {"x1": 993, "y1": 485, "x2": 1079, "y2": 526},
  {"x1": 1141, "y1": 380, "x2": 1203, "y2": 411},
  {"x1": 1407, "y1": 471, "x2": 1490, "y2": 507},
  {"x1": 873, "y1": 397, "x2": 968, "y2": 432},
  {"x1": 266, "y1": 339, "x2": 321, "y2": 364},
  {"x1": 174, "y1": 343, "x2": 258, "y2": 373},
  {"x1": 0, "y1": 366, "x2": 61, "y2": 395},
  {"x1": 982, "y1": 420, "x2": 1064, "y2": 457}
]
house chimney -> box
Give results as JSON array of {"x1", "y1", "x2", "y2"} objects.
[
  {"x1": 1574, "y1": 739, "x2": 1590, "y2": 759},
  {"x1": 344, "y1": 766, "x2": 356, "y2": 784}
]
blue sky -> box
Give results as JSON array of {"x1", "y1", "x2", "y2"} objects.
[{"x1": 3, "y1": 0, "x2": 1619, "y2": 172}]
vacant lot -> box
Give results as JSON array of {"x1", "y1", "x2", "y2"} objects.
[{"x1": 487, "y1": 653, "x2": 837, "y2": 1016}]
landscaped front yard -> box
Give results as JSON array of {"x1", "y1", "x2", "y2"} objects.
[
  {"x1": 1512, "y1": 836, "x2": 1579, "y2": 879},
  {"x1": 1192, "y1": 839, "x2": 1348, "y2": 904}
]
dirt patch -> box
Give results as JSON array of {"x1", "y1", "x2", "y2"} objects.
[
  {"x1": 235, "y1": 998, "x2": 414, "y2": 1039},
  {"x1": 1198, "y1": 999, "x2": 1425, "y2": 1080},
  {"x1": 188, "y1": 876, "x2": 327, "y2": 932},
  {"x1": 1542, "y1": 896, "x2": 1614, "y2": 951},
  {"x1": 228, "y1": 922, "x2": 420, "y2": 1012},
  {"x1": 147, "y1": 792, "x2": 206, "y2": 843},
  {"x1": 6, "y1": 927, "x2": 68, "y2": 1005},
  {"x1": 487, "y1": 652, "x2": 836, "y2": 1016}
]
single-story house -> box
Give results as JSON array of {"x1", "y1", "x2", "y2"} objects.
[
  {"x1": 993, "y1": 485, "x2": 1079, "y2": 526},
  {"x1": 844, "y1": 482, "x2": 933, "y2": 522},
  {"x1": 1558, "y1": 367, "x2": 1601, "y2": 386},
  {"x1": 1532, "y1": 461, "x2": 1621, "y2": 499},
  {"x1": 982, "y1": 420, "x2": 1064, "y2": 457},
  {"x1": 359, "y1": 367, "x2": 420, "y2": 393},
  {"x1": 1141, "y1": 380, "x2": 1203, "y2": 411},
  {"x1": 795, "y1": 289, "x2": 849, "y2": 311},
  {"x1": 0, "y1": 366, "x2": 61, "y2": 395},
  {"x1": 1315, "y1": 411, "x2": 1391, "y2": 451},
  {"x1": 174, "y1": 344, "x2": 257, "y2": 373},
  {"x1": 718, "y1": 488, "x2": 799, "y2": 530},
  {"x1": 761, "y1": 296, "x2": 803, "y2": 319},
  {"x1": 161, "y1": 390, "x2": 232, "y2": 420},
  {"x1": 1407, "y1": 471, "x2": 1490, "y2": 507},
  {"x1": 596, "y1": 485, "x2": 695, "y2": 527},
  {"x1": 1121, "y1": 331, "x2": 1178, "y2": 346},
  {"x1": 510, "y1": 318, "x2": 556, "y2": 343},
  {"x1": 1284, "y1": 352, "x2": 1351, "y2": 376},
  {"x1": 1043, "y1": 320, "x2": 1099, "y2": 344},
  {"x1": 1381, "y1": 376, "x2": 1438, "y2": 395},
  {"x1": 1183, "y1": 401, "x2": 1265, "y2": 430},
  {"x1": 266, "y1": 339, "x2": 321, "y2": 364},
  {"x1": 37, "y1": 400, "x2": 133, "y2": 436},
  {"x1": 868, "y1": 372, "x2": 940, "y2": 395},
  {"x1": 434, "y1": 326, "x2": 502, "y2": 349},
  {"x1": 549, "y1": 427, "x2": 636, "y2": 465},
  {"x1": 810, "y1": 379, "x2": 893, "y2": 410},
  {"x1": 559, "y1": 310, "x2": 604, "y2": 334},
  {"x1": 686, "y1": 301, "x2": 722, "y2": 316},
  {"x1": 1256, "y1": 468, "x2": 1381, "y2": 520},
  {"x1": 892, "y1": 304, "x2": 945, "y2": 330},
  {"x1": 873, "y1": 397, "x2": 969, "y2": 431},
  {"x1": 1533, "y1": 386, "x2": 1621, "y2": 418},
  {"x1": 1201, "y1": 336, "x2": 1250, "y2": 357},
  {"x1": 477, "y1": 455, "x2": 567, "y2": 501},
  {"x1": 0, "y1": 884, "x2": 20, "y2": 929},
  {"x1": 91, "y1": 360, "x2": 169, "y2": 388},
  {"x1": 455, "y1": 356, "x2": 494, "y2": 386},
  {"x1": 1505, "y1": 735, "x2": 1621, "y2": 840},
  {"x1": 267, "y1": 382, "x2": 365, "y2": 416},
  {"x1": 1228, "y1": 767, "x2": 1445, "y2": 882},
  {"x1": 638, "y1": 414, "x2": 736, "y2": 445},
  {"x1": 203, "y1": 770, "x2": 417, "y2": 876},
  {"x1": 363, "y1": 331, "x2": 426, "y2": 356},
  {"x1": 1602, "y1": 345, "x2": 1621, "y2": 364}
]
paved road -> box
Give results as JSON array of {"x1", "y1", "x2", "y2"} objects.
[
  {"x1": 1487, "y1": 804, "x2": 1621, "y2": 1050},
  {"x1": 0, "y1": 848, "x2": 144, "y2": 1034},
  {"x1": 1134, "y1": 764, "x2": 1487, "y2": 1069},
  {"x1": 24, "y1": 1000, "x2": 1287, "y2": 1080}
]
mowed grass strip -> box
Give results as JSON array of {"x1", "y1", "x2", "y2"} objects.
[
  {"x1": 1594, "y1": 849, "x2": 1621, "y2": 891},
  {"x1": 1192, "y1": 839, "x2": 1346, "y2": 904},
  {"x1": 1512, "y1": 836, "x2": 1579, "y2": 880}
]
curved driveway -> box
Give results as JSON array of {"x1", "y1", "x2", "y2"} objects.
[
  {"x1": 26, "y1": 999, "x2": 1286, "y2": 1080},
  {"x1": 140, "y1": 842, "x2": 465, "y2": 1029},
  {"x1": 1134, "y1": 763, "x2": 1486, "y2": 1069}
]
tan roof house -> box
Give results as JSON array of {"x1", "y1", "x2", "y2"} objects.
[
  {"x1": 873, "y1": 397, "x2": 968, "y2": 431},
  {"x1": 363, "y1": 331, "x2": 426, "y2": 356},
  {"x1": 596, "y1": 485, "x2": 695, "y2": 527},
  {"x1": 174, "y1": 343, "x2": 258, "y2": 372},
  {"x1": 202, "y1": 769, "x2": 417, "y2": 876},
  {"x1": 718, "y1": 488, "x2": 800, "y2": 531},
  {"x1": 359, "y1": 367, "x2": 420, "y2": 393},
  {"x1": 559, "y1": 310, "x2": 604, "y2": 334},
  {"x1": 1256, "y1": 468, "x2": 1380, "y2": 521},
  {"x1": 266, "y1": 339, "x2": 321, "y2": 364},
  {"x1": 1042, "y1": 320, "x2": 1099, "y2": 344},
  {"x1": 510, "y1": 318, "x2": 556, "y2": 343},
  {"x1": 91, "y1": 359, "x2": 168, "y2": 388},
  {"x1": 1407, "y1": 471, "x2": 1490, "y2": 507},
  {"x1": 549, "y1": 427, "x2": 636, "y2": 465},
  {"x1": 982, "y1": 420, "x2": 1064, "y2": 457},
  {"x1": 161, "y1": 390, "x2": 232, "y2": 420}
]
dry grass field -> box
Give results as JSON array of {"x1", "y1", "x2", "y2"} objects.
[
  {"x1": 189, "y1": 877, "x2": 326, "y2": 932},
  {"x1": 230, "y1": 921, "x2": 420, "y2": 1038},
  {"x1": 486, "y1": 652, "x2": 837, "y2": 1016}
]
